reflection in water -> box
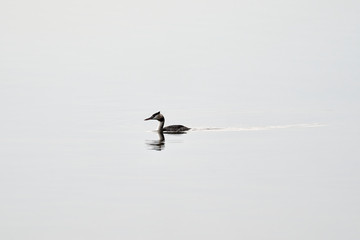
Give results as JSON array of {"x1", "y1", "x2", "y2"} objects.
[
  {"x1": 146, "y1": 131, "x2": 165, "y2": 151},
  {"x1": 145, "y1": 131, "x2": 188, "y2": 151},
  {"x1": 145, "y1": 123, "x2": 324, "y2": 151}
]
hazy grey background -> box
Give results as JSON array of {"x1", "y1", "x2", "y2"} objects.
[{"x1": 1, "y1": 0, "x2": 359, "y2": 239}]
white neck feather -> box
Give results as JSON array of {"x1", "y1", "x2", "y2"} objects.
[{"x1": 158, "y1": 120, "x2": 165, "y2": 131}]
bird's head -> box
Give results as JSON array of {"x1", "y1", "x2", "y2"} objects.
[{"x1": 145, "y1": 111, "x2": 164, "y2": 122}]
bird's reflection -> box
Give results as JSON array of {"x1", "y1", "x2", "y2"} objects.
[
  {"x1": 146, "y1": 131, "x2": 165, "y2": 151},
  {"x1": 146, "y1": 131, "x2": 188, "y2": 151}
]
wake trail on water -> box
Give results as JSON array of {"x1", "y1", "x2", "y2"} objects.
[{"x1": 190, "y1": 123, "x2": 326, "y2": 132}]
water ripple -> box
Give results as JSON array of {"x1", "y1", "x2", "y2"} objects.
[{"x1": 191, "y1": 123, "x2": 326, "y2": 132}]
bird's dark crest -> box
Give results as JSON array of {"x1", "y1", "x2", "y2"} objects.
[{"x1": 152, "y1": 111, "x2": 160, "y2": 117}]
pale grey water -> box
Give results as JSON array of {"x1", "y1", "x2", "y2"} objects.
[
  {"x1": 1, "y1": 95, "x2": 359, "y2": 239},
  {"x1": 1, "y1": 0, "x2": 360, "y2": 239}
]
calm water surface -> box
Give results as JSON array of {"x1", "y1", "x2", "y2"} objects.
[
  {"x1": 1, "y1": 0, "x2": 360, "y2": 238},
  {"x1": 1, "y1": 98, "x2": 359, "y2": 239}
]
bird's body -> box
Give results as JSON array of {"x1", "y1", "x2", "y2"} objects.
[
  {"x1": 163, "y1": 125, "x2": 190, "y2": 132},
  {"x1": 145, "y1": 111, "x2": 190, "y2": 133}
]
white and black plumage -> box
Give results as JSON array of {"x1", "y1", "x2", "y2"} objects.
[{"x1": 145, "y1": 111, "x2": 190, "y2": 133}]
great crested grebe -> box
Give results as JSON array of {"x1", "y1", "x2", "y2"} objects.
[{"x1": 145, "y1": 111, "x2": 190, "y2": 133}]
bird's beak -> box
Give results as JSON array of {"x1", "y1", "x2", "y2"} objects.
[{"x1": 144, "y1": 117, "x2": 152, "y2": 121}]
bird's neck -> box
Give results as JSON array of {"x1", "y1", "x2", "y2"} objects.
[{"x1": 158, "y1": 118, "x2": 165, "y2": 131}]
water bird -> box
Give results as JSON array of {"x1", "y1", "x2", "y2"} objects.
[{"x1": 145, "y1": 111, "x2": 190, "y2": 133}]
